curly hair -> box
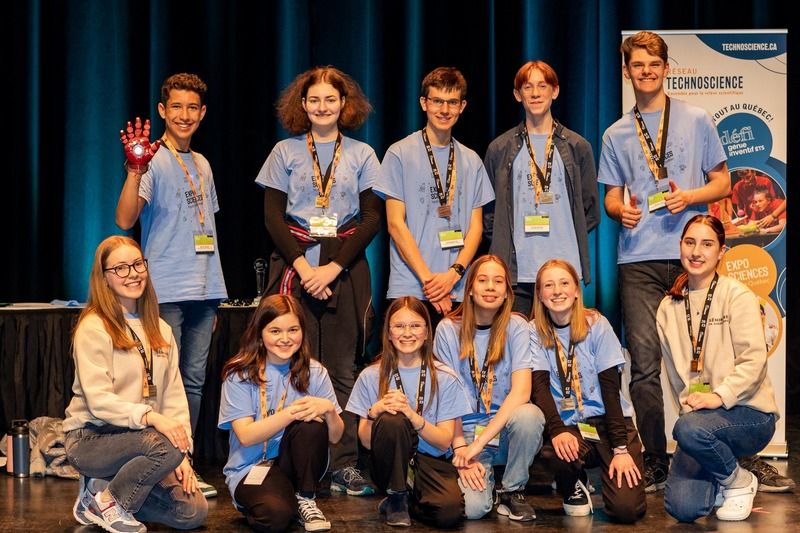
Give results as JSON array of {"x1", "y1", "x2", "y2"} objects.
[
  {"x1": 276, "y1": 66, "x2": 372, "y2": 135},
  {"x1": 160, "y1": 73, "x2": 208, "y2": 105}
]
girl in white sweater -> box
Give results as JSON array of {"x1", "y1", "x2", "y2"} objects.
[
  {"x1": 64, "y1": 236, "x2": 207, "y2": 532},
  {"x1": 657, "y1": 215, "x2": 778, "y2": 522}
]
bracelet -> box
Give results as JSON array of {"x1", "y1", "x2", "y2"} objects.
[
  {"x1": 613, "y1": 446, "x2": 629, "y2": 456},
  {"x1": 366, "y1": 408, "x2": 376, "y2": 421},
  {"x1": 452, "y1": 444, "x2": 467, "y2": 450},
  {"x1": 413, "y1": 418, "x2": 426, "y2": 432}
]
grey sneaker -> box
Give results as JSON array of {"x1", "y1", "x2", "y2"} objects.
[
  {"x1": 73, "y1": 477, "x2": 108, "y2": 525},
  {"x1": 496, "y1": 490, "x2": 536, "y2": 521},
  {"x1": 330, "y1": 466, "x2": 375, "y2": 496},
  {"x1": 194, "y1": 471, "x2": 218, "y2": 498},
  {"x1": 378, "y1": 492, "x2": 411, "y2": 527},
  {"x1": 86, "y1": 490, "x2": 146, "y2": 533},
  {"x1": 296, "y1": 494, "x2": 331, "y2": 532},
  {"x1": 738, "y1": 455, "x2": 796, "y2": 493},
  {"x1": 563, "y1": 480, "x2": 593, "y2": 516}
]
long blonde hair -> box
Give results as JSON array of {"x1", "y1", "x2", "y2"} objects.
[
  {"x1": 448, "y1": 255, "x2": 515, "y2": 368},
  {"x1": 532, "y1": 259, "x2": 596, "y2": 348},
  {"x1": 77, "y1": 236, "x2": 167, "y2": 350}
]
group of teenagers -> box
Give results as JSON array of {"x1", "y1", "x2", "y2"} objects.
[{"x1": 61, "y1": 30, "x2": 788, "y2": 533}]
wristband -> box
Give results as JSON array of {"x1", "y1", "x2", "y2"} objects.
[
  {"x1": 413, "y1": 418, "x2": 426, "y2": 432},
  {"x1": 613, "y1": 446, "x2": 629, "y2": 456},
  {"x1": 366, "y1": 408, "x2": 376, "y2": 421},
  {"x1": 452, "y1": 444, "x2": 467, "y2": 450}
]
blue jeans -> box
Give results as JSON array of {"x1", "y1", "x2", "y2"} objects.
[
  {"x1": 65, "y1": 426, "x2": 207, "y2": 529},
  {"x1": 459, "y1": 403, "x2": 545, "y2": 519},
  {"x1": 160, "y1": 300, "x2": 220, "y2": 434},
  {"x1": 664, "y1": 407, "x2": 776, "y2": 522},
  {"x1": 618, "y1": 260, "x2": 683, "y2": 462}
]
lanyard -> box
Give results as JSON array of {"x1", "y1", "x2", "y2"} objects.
[
  {"x1": 128, "y1": 327, "x2": 155, "y2": 400},
  {"x1": 633, "y1": 96, "x2": 671, "y2": 182},
  {"x1": 683, "y1": 273, "x2": 719, "y2": 374},
  {"x1": 421, "y1": 128, "x2": 457, "y2": 212},
  {"x1": 552, "y1": 328, "x2": 583, "y2": 412},
  {"x1": 392, "y1": 362, "x2": 427, "y2": 414},
  {"x1": 259, "y1": 367, "x2": 289, "y2": 460},
  {"x1": 469, "y1": 349, "x2": 494, "y2": 414},
  {"x1": 161, "y1": 137, "x2": 207, "y2": 228},
  {"x1": 306, "y1": 132, "x2": 343, "y2": 210},
  {"x1": 522, "y1": 123, "x2": 556, "y2": 206}
]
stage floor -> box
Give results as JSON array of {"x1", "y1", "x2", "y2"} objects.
[{"x1": 3, "y1": 415, "x2": 799, "y2": 532}]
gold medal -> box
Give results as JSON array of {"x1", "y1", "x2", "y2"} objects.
[
  {"x1": 657, "y1": 167, "x2": 668, "y2": 180},
  {"x1": 691, "y1": 359, "x2": 700, "y2": 373},
  {"x1": 315, "y1": 196, "x2": 329, "y2": 209},
  {"x1": 437, "y1": 205, "x2": 452, "y2": 218},
  {"x1": 539, "y1": 191, "x2": 554, "y2": 204}
]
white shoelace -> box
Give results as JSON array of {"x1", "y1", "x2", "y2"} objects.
[{"x1": 297, "y1": 498, "x2": 326, "y2": 521}]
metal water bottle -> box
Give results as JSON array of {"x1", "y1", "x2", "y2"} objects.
[{"x1": 10, "y1": 420, "x2": 30, "y2": 478}]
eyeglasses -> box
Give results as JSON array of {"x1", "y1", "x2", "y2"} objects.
[
  {"x1": 425, "y1": 97, "x2": 462, "y2": 109},
  {"x1": 104, "y1": 259, "x2": 148, "y2": 278},
  {"x1": 389, "y1": 322, "x2": 427, "y2": 335}
]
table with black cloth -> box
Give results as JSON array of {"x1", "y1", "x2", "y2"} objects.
[{"x1": 0, "y1": 304, "x2": 254, "y2": 462}]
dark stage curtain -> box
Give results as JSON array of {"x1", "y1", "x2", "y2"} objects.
[{"x1": 5, "y1": 1, "x2": 797, "y2": 409}]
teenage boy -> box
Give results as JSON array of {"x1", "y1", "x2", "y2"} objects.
[
  {"x1": 116, "y1": 73, "x2": 227, "y2": 498},
  {"x1": 597, "y1": 31, "x2": 730, "y2": 492},
  {"x1": 484, "y1": 60, "x2": 599, "y2": 316},
  {"x1": 376, "y1": 67, "x2": 494, "y2": 329}
]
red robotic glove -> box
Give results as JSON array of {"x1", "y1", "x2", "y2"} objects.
[{"x1": 119, "y1": 117, "x2": 161, "y2": 174}]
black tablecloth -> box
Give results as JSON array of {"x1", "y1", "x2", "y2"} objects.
[{"x1": 0, "y1": 306, "x2": 254, "y2": 462}]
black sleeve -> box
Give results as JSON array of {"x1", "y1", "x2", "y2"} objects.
[
  {"x1": 598, "y1": 366, "x2": 628, "y2": 448},
  {"x1": 330, "y1": 189, "x2": 383, "y2": 268},
  {"x1": 532, "y1": 370, "x2": 569, "y2": 437},
  {"x1": 482, "y1": 144, "x2": 497, "y2": 241},
  {"x1": 577, "y1": 137, "x2": 600, "y2": 232},
  {"x1": 264, "y1": 187, "x2": 304, "y2": 264}
]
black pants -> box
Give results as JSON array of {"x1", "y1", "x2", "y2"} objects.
[
  {"x1": 512, "y1": 282, "x2": 535, "y2": 318},
  {"x1": 538, "y1": 417, "x2": 646, "y2": 524},
  {"x1": 370, "y1": 413, "x2": 464, "y2": 528},
  {"x1": 234, "y1": 421, "x2": 329, "y2": 533}
]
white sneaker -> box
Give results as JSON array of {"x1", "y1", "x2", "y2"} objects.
[
  {"x1": 73, "y1": 477, "x2": 108, "y2": 525},
  {"x1": 717, "y1": 471, "x2": 758, "y2": 521},
  {"x1": 86, "y1": 490, "x2": 146, "y2": 533},
  {"x1": 296, "y1": 494, "x2": 331, "y2": 531}
]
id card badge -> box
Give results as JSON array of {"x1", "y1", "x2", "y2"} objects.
[
  {"x1": 524, "y1": 214, "x2": 550, "y2": 234},
  {"x1": 689, "y1": 375, "x2": 712, "y2": 394},
  {"x1": 578, "y1": 422, "x2": 601, "y2": 442},
  {"x1": 648, "y1": 180, "x2": 670, "y2": 212},
  {"x1": 243, "y1": 461, "x2": 272, "y2": 486},
  {"x1": 475, "y1": 424, "x2": 500, "y2": 448},
  {"x1": 438, "y1": 228, "x2": 465, "y2": 249},
  {"x1": 559, "y1": 397, "x2": 576, "y2": 412},
  {"x1": 194, "y1": 234, "x2": 215, "y2": 253},
  {"x1": 309, "y1": 213, "x2": 338, "y2": 238}
]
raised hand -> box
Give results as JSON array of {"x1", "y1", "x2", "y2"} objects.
[{"x1": 120, "y1": 117, "x2": 161, "y2": 174}]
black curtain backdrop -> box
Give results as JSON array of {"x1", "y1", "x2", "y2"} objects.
[{"x1": 6, "y1": 0, "x2": 797, "y2": 408}]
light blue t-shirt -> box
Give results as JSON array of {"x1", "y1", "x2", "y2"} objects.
[
  {"x1": 375, "y1": 131, "x2": 495, "y2": 300},
  {"x1": 597, "y1": 98, "x2": 726, "y2": 263},
  {"x1": 512, "y1": 134, "x2": 582, "y2": 282},
  {"x1": 434, "y1": 314, "x2": 533, "y2": 434},
  {"x1": 254, "y1": 135, "x2": 380, "y2": 266},
  {"x1": 138, "y1": 148, "x2": 227, "y2": 302},
  {"x1": 530, "y1": 315, "x2": 634, "y2": 426},
  {"x1": 346, "y1": 361, "x2": 472, "y2": 456},
  {"x1": 218, "y1": 359, "x2": 340, "y2": 508}
]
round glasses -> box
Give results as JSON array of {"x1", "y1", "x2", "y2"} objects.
[
  {"x1": 104, "y1": 259, "x2": 149, "y2": 278},
  {"x1": 389, "y1": 322, "x2": 427, "y2": 335}
]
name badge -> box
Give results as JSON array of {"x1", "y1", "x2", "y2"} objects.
[
  {"x1": 475, "y1": 424, "x2": 500, "y2": 448},
  {"x1": 524, "y1": 214, "x2": 550, "y2": 233},
  {"x1": 194, "y1": 234, "x2": 215, "y2": 253},
  {"x1": 578, "y1": 422, "x2": 601, "y2": 442},
  {"x1": 559, "y1": 397, "x2": 576, "y2": 412},
  {"x1": 648, "y1": 180, "x2": 670, "y2": 212},
  {"x1": 309, "y1": 213, "x2": 338, "y2": 238},
  {"x1": 438, "y1": 229, "x2": 465, "y2": 249},
  {"x1": 243, "y1": 461, "x2": 272, "y2": 486},
  {"x1": 689, "y1": 381, "x2": 712, "y2": 394},
  {"x1": 539, "y1": 191, "x2": 554, "y2": 204}
]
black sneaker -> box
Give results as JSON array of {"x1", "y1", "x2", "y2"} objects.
[
  {"x1": 296, "y1": 494, "x2": 331, "y2": 532},
  {"x1": 330, "y1": 466, "x2": 375, "y2": 496},
  {"x1": 644, "y1": 459, "x2": 668, "y2": 493},
  {"x1": 738, "y1": 455, "x2": 796, "y2": 493},
  {"x1": 496, "y1": 490, "x2": 536, "y2": 521},
  {"x1": 378, "y1": 492, "x2": 411, "y2": 527},
  {"x1": 563, "y1": 480, "x2": 593, "y2": 516}
]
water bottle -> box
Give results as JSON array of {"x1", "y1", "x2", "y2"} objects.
[
  {"x1": 10, "y1": 420, "x2": 30, "y2": 478},
  {"x1": 5, "y1": 427, "x2": 12, "y2": 475}
]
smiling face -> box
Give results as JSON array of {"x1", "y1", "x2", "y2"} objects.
[
  {"x1": 103, "y1": 244, "x2": 148, "y2": 313},
  {"x1": 623, "y1": 47, "x2": 669, "y2": 99},
  {"x1": 302, "y1": 82, "x2": 344, "y2": 133},
  {"x1": 537, "y1": 266, "x2": 579, "y2": 326},
  {"x1": 388, "y1": 306, "x2": 428, "y2": 359},
  {"x1": 261, "y1": 312, "x2": 303, "y2": 365},
  {"x1": 158, "y1": 89, "x2": 206, "y2": 150},
  {"x1": 680, "y1": 222, "x2": 725, "y2": 288},
  {"x1": 470, "y1": 260, "x2": 508, "y2": 313},
  {"x1": 420, "y1": 86, "x2": 466, "y2": 138},
  {"x1": 514, "y1": 67, "x2": 559, "y2": 120}
]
